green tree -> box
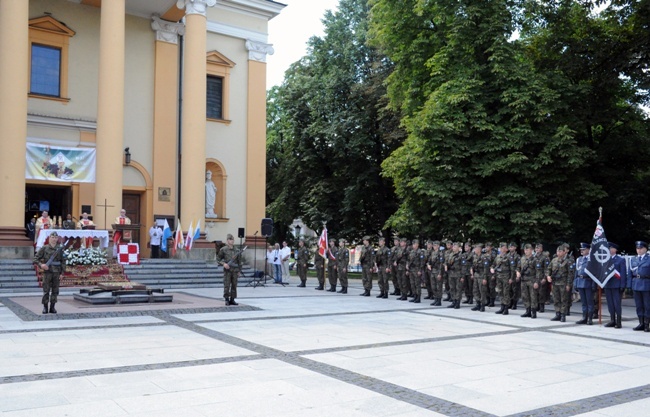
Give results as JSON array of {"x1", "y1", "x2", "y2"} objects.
[{"x1": 266, "y1": 0, "x2": 405, "y2": 243}]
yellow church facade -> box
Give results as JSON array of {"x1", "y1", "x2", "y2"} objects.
[{"x1": 0, "y1": 0, "x2": 283, "y2": 259}]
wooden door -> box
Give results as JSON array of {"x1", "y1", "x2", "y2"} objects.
[{"x1": 122, "y1": 193, "x2": 141, "y2": 246}]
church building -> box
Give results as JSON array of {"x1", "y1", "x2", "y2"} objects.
[{"x1": 0, "y1": 0, "x2": 284, "y2": 259}]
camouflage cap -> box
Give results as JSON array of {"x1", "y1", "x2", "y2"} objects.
[
  {"x1": 227, "y1": 233, "x2": 234, "y2": 240},
  {"x1": 499, "y1": 242, "x2": 508, "y2": 247},
  {"x1": 400, "y1": 237, "x2": 407, "y2": 242},
  {"x1": 329, "y1": 238, "x2": 336, "y2": 243},
  {"x1": 339, "y1": 238, "x2": 346, "y2": 244},
  {"x1": 485, "y1": 241, "x2": 493, "y2": 247},
  {"x1": 412, "y1": 239, "x2": 419, "y2": 245},
  {"x1": 453, "y1": 242, "x2": 462, "y2": 247},
  {"x1": 535, "y1": 243, "x2": 544, "y2": 249},
  {"x1": 393, "y1": 236, "x2": 400, "y2": 241},
  {"x1": 473, "y1": 242, "x2": 484, "y2": 248},
  {"x1": 362, "y1": 235, "x2": 371, "y2": 241},
  {"x1": 378, "y1": 236, "x2": 385, "y2": 242},
  {"x1": 432, "y1": 240, "x2": 440, "y2": 245},
  {"x1": 523, "y1": 243, "x2": 533, "y2": 250},
  {"x1": 49, "y1": 231, "x2": 58, "y2": 237}
]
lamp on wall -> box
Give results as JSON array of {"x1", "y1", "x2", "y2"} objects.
[{"x1": 124, "y1": 147, "x2": 131, "y2": 165}]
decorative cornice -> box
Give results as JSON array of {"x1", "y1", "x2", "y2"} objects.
[
  {"x1": 27, "y1": 113, "x2": 97, "y2": 132},
  {"x1": 151, "y1": 15, "x2": 185, "y2": 44},
  {"x1": 206, "y1": 20, "x2": 267, "y2": 43},
  {"x1": 245, "y1": 39, "x2": 274, "y2": 62},
  {"x1": 215, "y1": 0, "x2": 285, "y2": 20},
  {"x1": 176, "y1": 0, "x2": 217, "y2": 17}
]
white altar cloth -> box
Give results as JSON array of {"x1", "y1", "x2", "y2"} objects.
[{"x1": 36, "y1": 229, "x2": 110, "y2": 249}]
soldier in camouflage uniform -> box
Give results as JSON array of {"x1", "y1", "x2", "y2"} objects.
[
  {"x1": 427, "y1": 240, "x2": 444, "y2": 306},
  {"x1": 314, "y1": 245, "x2": 325, "y2": 290},
  {"x1": 375, "y1": 237, "x2": 390, "y2": 299},
  {"x1": 445, "y1": 242, "x2": 463, "y2": 309},
  {"x1": 406, "y1": 239, "x2": 426, "y2": 303},
  {"x1": 327, "y1": 238, "x2": 338, "y2": 292},
  {"x1": 423, "y1": 240, "x2": 434, "y2": 300},
  {"x1": 484, "y1": 242, "x2": 497, "y2": 307},
  {"x1": 461, "y1": 242, "x2": 473, "y2": 304},
  {"x1": 508, "y1": 242, "x2": 521, "y2": 310},
  {"x1": 396, "y1": 238, "x2": 409, "y2": 300},
  {"x1": 296, "y1": 239, "x2": 310, "y2": 288},
  {"x1": 546, "y1": 243, "x2": 575, "y2": 322},
  {"x1": 534, "y1": 244, "x2": 550, "y2": 312},
  {"x1": 443, "y1": 240, "x2": 453, "y2": 301},
  {"x1": 337, "y1": 238, "x2": 349, "y2": 294},
  {"x1": 217, "y1": 233, "x2": 242, "y2": 306},
  {"x1": 359, "y1": 236, "x2": 375, "y2": 296},
  {"x1": 470, "y1": 243, "x2": 491, "y2": 312},
  {"x1": 33, "y1": 231, "x2": 65, "y2": 314},
  {"x1": 491, "y1": 242, "x2": 516, "y2": 315},
  {"x1": 516, "y1": 244, "x2": 538, "y2": 318},
  {"x1": 389, "y1": 237, "x2": 401, "y2": 296}
]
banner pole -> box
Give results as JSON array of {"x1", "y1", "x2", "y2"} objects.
[{"x1": 598, "y1": 286, "x2": 602, "y2": 325}]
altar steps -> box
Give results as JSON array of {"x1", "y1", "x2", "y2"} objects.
[
  {"x1": 0, "y1": 259, "x2": 41, "y2": 292},
  {"x1": 122, "y1": 259, "x2": 256, "y2": 289}
]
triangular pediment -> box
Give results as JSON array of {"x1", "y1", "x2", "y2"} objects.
[
  {"x1": 206, "y1": 50, "x2": 236, "y2": 68},
  {"x1": 29, "y1": 16, "x2": 76, "y2": 37}
]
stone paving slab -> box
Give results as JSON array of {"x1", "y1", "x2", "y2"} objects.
[{"x1": 0, "y1": 276, "x2": 650, "y2": 417}]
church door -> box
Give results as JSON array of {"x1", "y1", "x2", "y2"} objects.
[{"x1": 122, "y1": 193, "x2": 141, "y2": 246}]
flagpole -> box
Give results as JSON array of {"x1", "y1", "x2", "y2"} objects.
[{"x1": 598, "y1": 207, "x2": 603, "y2": 325}]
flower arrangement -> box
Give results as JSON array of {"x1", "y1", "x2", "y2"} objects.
[{"x1": 63, "y1": 248, "x2": 108, "y2": 266}]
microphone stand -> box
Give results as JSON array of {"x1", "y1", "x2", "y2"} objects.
[{"x1": 247, "y1": 231, "x2": 265, "y2": 287}]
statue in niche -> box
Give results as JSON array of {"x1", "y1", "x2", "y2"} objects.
[{"x1": 205, "y1": 170, "x2": 218, "y2": 218}]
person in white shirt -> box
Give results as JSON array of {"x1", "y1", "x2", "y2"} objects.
[
  {"x1": 281, "y1": 241, "x2": 291, "y2": 280},
  {"x1": 272, "y1": 243, "x2": 283, "y2": 283},
  {"x1": 266, "y1": 245, "x2": 275, "y2": 281},
  {"x1": 149, "y1": 223, "x2": 163, "y2": 258}
]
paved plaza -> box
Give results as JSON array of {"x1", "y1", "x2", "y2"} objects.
[{"x1": 1, "y1": 276, "x2": 650, "y2": 417}]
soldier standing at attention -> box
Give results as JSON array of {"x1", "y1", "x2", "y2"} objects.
[
  {"x1": 534, "y1": 244, "x2": 550, "y2": 312},
  {"x1": 406, "y1": 239, "x2": 425, "y2": 303},
  {"x1": 326, "y1": 238, "x2": 338, "y2": 292},
  {"x1": 574, "y1": 243, "x2": 594, "y2": 325},
  {"x1": 516, "y1": 244, "x2": 538, "y2": 318},
  {"x1": 443, "y1": 240, "x2": 453, "y2": 302},
  {"x1": 604, "y1": 243, "x2": 626, "y2": 328},
  {"x1": 428, "y1": 241, "x2": 444, "y2": 306},
  {"x1": 470, "y1": 243, "x2": 490, "y2": 312},
  {"x1": 375, "y1": 237, "x2": 390, "y2": 299},
  {"x1": 492, "y1": 242, "x2": 516, "y2": 315},
  {"x1": 508, "y1": 242, "x2": 521, "y2": 310},
  {"x1": 445, "y1": 242, "x2": 463, "y2": 309},
  {"x1": 314, "y1": 243, "x2": 325, "y2": 290},
  {"x1": 629, "y1": 241, "x2": 650, "y2": 332},
  {"x1": 337, "y1": 238, "x2": 349, "y2": 294},
  {"x1": 217, "y1": 233, "x2": 241, "y2": 306},
  {"x1": 389, "y1": 237, "x2": 401, "y2": 296},
  {"x1": 546, "y1": 243, "x2": 575, "y2": 322},
  {"x1": 296, "y1": 239, "x2": 310, "y2": 288},
  {"x1": 359, "y1": 236, "x2": 375, "y2": 296},
  {"x1": 396, "y1": 238, "x2": 409, "y2": 300},
  {"x1": 484, "y1": 242, "x2": 497, "y2": 307},
  {"x1": 461, "y1": 242, "x2": 473, "y2": 304},
  {"x1": 33, "y1": 231, "x2": 65, "y2": 314},
  {"x1": 423, "y1": 240, "x2": 434, "y2": 300}
]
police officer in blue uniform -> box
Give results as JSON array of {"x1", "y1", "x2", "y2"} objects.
[
  {"x1": 628, "y1": 241, "x2": 650, "y2": 332},
  {"x1": 605, "y1": 242, "x2": 627, "y2": 328},
  {"x1": 574, "y1": 243, "x2": 595, "y2": 325}
]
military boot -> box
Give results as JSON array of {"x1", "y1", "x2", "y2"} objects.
[
  {"x1": 315, "y1": 285, "x2": 324, "y2": 290},
  {"x1": 479, "y1": 303, "x2": 485, "y2": 312},
  {"x1": 49, "y1": 303, "x2": 57, "y2": 314},
  {"x1": 462, "y1": 296, "x2": 471, "y2": 304},
  {"x1": 539, "y1": 303, "x2": 545, "y2": 313},
  {"x1": 382, "y1": 292, "x2": 388, "y2": 299},
  {"x1": 576, "y1": 312, "x2": 588, "y2": 325},
  {"x1": 376, "y1": 292, "x2": 384, "y2": 298},
  {"x1": 645, "y1": 318, "x2": 650, "y2": 333},
  {"x1": 633, "y1": 316, "x2": 644, "y2": 331},
  {"x1": 434, "y1": 298, "x2": 442, "y2": 306},
  {"x1": 587, "y1": 314, "x2": 593, "y2": 325},
  {"x1": 341, "y1": 287, "x2": 347, "y2": 294},
  {"x1": 604, "y1": 314, "x2": 616, "y2": 328},
  {"x1": 592, "y1": 310, "x2": 599, "y2": 320},
  {"x1": 471, "y1": 302, "x2": 480, "y2": 311},
  {"x1": 42, "y1": 304, "x2": 48, "y2": 314},
  {"x1": 550, "y1": 312, "x2": 561, "y2": 321},
  {"x1": 560, "y1": 314, "x2": 566, "y2": 322},
  {"x1": 615, "y1": 313, "x2": 622, "y2": 329},
  {"x1": 520, "y1": 308, "x2": 531, "y2": 318},
  {"x1": 424, "y1": 292, "x2": 433, "y2": 300},
  {"x1": 454, "y1": 299, "x2": 460, "y2": 309},
  {"x1": 328, "y1": 285, "x2": 337, "y2": 292},
  {"x1": 297, "y1": 282, "x2": 306, "y2": 288},
  {"x1": 414, "y1": 295, "x2": 421, "y2": 304},
  {"x1": 447, "y1": 299, "x2": 456, "y2": 308},
  {"x1": 444, "y1": 293, "x2": 452, "y2": 302},
  {"x1": 398, "y1": 294, "x2": 408, "y2": 301},
  {"x1": 502, "y1": 305, "x2": 509, "y2": 315},
  {"x1": 511, "y1": 300, "x2": 518, "y2": 310},
  {"x1": 359, "y1": 290, "x2": 369, "y2": 296},
  {"x1": 229, "y1": 298, "x2": 238, "y2": 306},
  {"x1": 225, "y1": 298, "x2": 231, "y2": 306},
  {"x1": 468, "y1": 296, "x2": 473, "y2": 305},
  {"x1": 394, "y1": 289, "x2": 401, "y2": 296},
  {"x1": 488, "y1": 298, "x2": 495, "y2": 307},
  {"x1": 495, "y1": 304, "x2": 505, "y2": 314},
  {"x1": 531, "y1": 309, "x2": 537, "y2": 319},
  {"x1": 337, "y1": 287, "x2": 344, "y2": 293}
]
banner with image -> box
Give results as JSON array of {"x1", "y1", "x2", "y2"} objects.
[{"x1": 26, "y1": 143, "x2": 96, "y2": 183}]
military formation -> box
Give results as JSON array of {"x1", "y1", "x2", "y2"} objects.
[{"x1": 292, "y1": 235, "x2": 650, "y2": 331}]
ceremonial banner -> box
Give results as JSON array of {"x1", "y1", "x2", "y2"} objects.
[
  {"x1": 26, "y1": 143, "x2": 96, "y2": 183},
  {"x1": 585, "y1": 211, "x2": 617, "y2": 288},
  {"x1": 318, "y1": 227, "x2": 328, "y2": 258}
]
